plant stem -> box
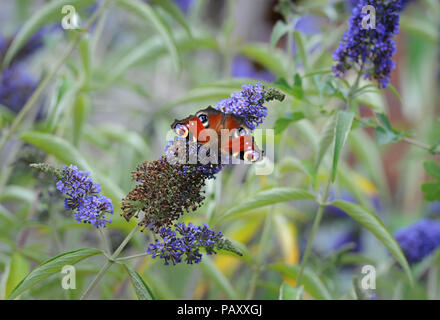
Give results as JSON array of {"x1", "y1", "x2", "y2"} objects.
[
  {"x1": 0, "y1": 0, "x2": 109, "y2": 155},
  {"x1": 295, "y1": 178, "x2": 331, "y2": 288},
  {"x1": 80, "y1": 223, "x2": 139, "y2": 300},
  {"x1": 98, "y1": 227, "x2": 111, "y2": 255},
  {"x1": 246, "y1": 208, "x2": 273, "y2": 300},
  {"x1": 346, "y1": 69, "x2": 362, "y2": 109},
  {"x1": 116, "y1": 252, "x2": 149, "y2": 261},
  {"x1": 354, "y1": 115, "x2": 440, "y2": 155}
]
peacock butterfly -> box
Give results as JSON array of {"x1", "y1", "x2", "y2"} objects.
[{"x1": 171, "y1": 106, "x2": 263, "y2": 162}]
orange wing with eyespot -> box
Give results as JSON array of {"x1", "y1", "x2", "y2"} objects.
[{"x1": 171, "y1": 106, "x2": 263, "y2": 162}]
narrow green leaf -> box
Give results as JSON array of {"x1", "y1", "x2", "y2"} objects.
[
  {"x1": 78, "y1": 35, "x2": 92, "y2": 81},
  {"x1": 274, "y1": 112, "x2": 305, "y2": 135},
  {"x1": 269, "y1": 264, "x2": 332, "y2": 300},
  {"x1": 421, "y1": 182, "x2": 440, "y2": 201},
  {"x1": 331, "y1": 111, "x2": 354, "y2": 181},
  {"x1": 20, "y1": 131, "x2": 124, "y2": 212},
  {"x1": 314, "y1": 113, "x2": 336, "y2": 170},
  {"x1": 216, "y1": 188, "x2": 315, "y2": 224},
  {"x1": 293, "y1": 31, "x2": 307, "y2": 70},
  {"x1": 279, "y1": 282, "x2": 303, "y2": 300},
  {"x1": 0, "y1": 185, "x2": 35, "y2": 203},
  {"x1": 47, "y1": 82, "x2": 82, "y2": 132},
  {"x1": 424, "y1": 161, "x2": 440, "y2": 180},
  {"x1": 331, "y1": 200, "x2": 413, "y2": 284},
  {"x1": 239, "y1": 43, "x2": 287, "y2": 78},
  {"x1": 8, "y1": 248, "x2": 103, "y2": 299},
  {"x1": 151, "y1": 0, "x2": 192, "y2": 36},
  {"x1": 122, "y1": 264, "x2": 155, "y2": 300},
  {"x1": 386, "y1": 84, "x2": 402, "y2": 103},
  {"x1": 199, "y1": 257, "x2": 239, "y2": 299},
  {"x1": 1, "y1": 253, "x2": 30, "y2": 299},
  {"x1": 270, "y1": 20, "x2": 289, "y2": 49},
  {"x1": 72, "y1": 94, "x2": 90, "y2": 146},
  {"x1": 21, "y1": 131, "x2": 91, "y2": 170},
  {"x1": 117, "y1": 0, "x2": 181, "y2": 73},
  {"x1": 3, "y1": 0, "x2": 94, "y2": 67}
]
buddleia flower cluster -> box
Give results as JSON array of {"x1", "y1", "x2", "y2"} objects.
[
  {"x1": 215, "y1": 83, "x2": 267, "y2": 131},
  {"x1": 394, "y1": 219, "x2": 440, "y2": 264},
  {"x1": 147, "y1": 222, "x2": 239, "y2": 265},
  {"x1": 333, "y1": 0, "x2": 402, "y2": 88},
  {"x1": 121, "y1": 157, "x2": 207, "y2": 232},
  {"x1": 56, "y1": 165, "x2": 114, "y2": 228},
  {"x1": 122, "y1": 83, "x2": 284, "y2": 265}
]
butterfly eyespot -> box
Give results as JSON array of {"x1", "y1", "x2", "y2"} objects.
[
  {"x1": 232, "y1": 127, "x2": 248, "y2": 138},
  {"x1": 197, "y1": 113, "x2": 209, "y2": 128},
  {"x1": 244, "y1": 150, "x2": 260, "y2": 162},
  {"x1": 174, "y1": 124, "x2": 189, "y2": 138}
]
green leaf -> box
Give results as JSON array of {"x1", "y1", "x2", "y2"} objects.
[
  {"x1": 273, "y1": 77, "x2": 303, "y2": 100},
  {"x1": 78, "y1": 35, "x2": 92, "y2": 81},
  {"x1": 21, "y1": 131, "x2": 91, "y2": 170},
  {"x1": 270, "y1": 20, "x2": 289, "y2": 49},
  {"x1": 331, "y1": 111, "x2": 354, "y2": 182},
  {"x1": 421, "y1": 182, "x2": 440, "y2": 201},
  {"x1": 386, "y1": 84, "x2": 402, "y2": 103},
  {"x1": 239, "y1": 43, "x2": 287, "y2": 78},
  {"x1": 0, "y1": 253, "x2": 30, "y2": 299},
  {"x1": 274, "y1": 112, "x2": 305, "y2": 135},
  {"x1": 199, "y1": 257, "x2": 239, "y2": 299},
  {"x1": 20, "y1": 131, "x2": 124, "y2": 212},
  {"x1": 330, "y1": 200, "x2": 413, "y2": 284},
  {"x1": 122, "y1": 264, "x2": 155, "y2": 300},
  {"x1": 151, "y1": 0, "x2": 192, "y2": 36},
  {"x1": 72, "y1": 94, "x2": 90, "y2": 146},
  {"x1": 117, "y1": 0, "x2": 181, "y2": 73},
  {"x1": 105, "y1": 35, "x2": 217, "y2": 85},
  {"x1": 314, "y1": 113, "x2": 336, "y2": 170},
  {"x1": 2, "y1": 0, "x2": 94, "y2": 67},
  {"x1": 424, "y1": 161, "x2": 440, "y2": 180},
  {"x1": 293, "y1": 31, "x2": 307, "y2": 70},
  {"x1": 8, "y1": 248, "x2": 103, "y2": 299},
  {"x1": 216, "y1": 188, "x2": 315, "y2": 224},
  {"x1": 47, "y1": 81, "x2": 82, "y2": 132},
  {"x1": 375, "y1": 113, "x2": 413, "y2": 145},
  {"x1": 279, "y1": 282, "x2": 303, "y2": 300},
  {"x1": 269, "y1": 264, "x2": 332, "y2": 300},
  {"x1": 0, "y1": 185, "x2": 35, "y2": 203}
]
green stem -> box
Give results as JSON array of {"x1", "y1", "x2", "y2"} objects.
[
  {"x1": 294, "y1": 179, "x2": 331, "y2": 288},
  {"x1": 346, "y1": 69, "x2": 362, "y2": 109},
  {"x1": 0, "y1": 0, "x2": 109, "y2": 154},
  {"x1": 116, "y1": 252, "x2": 149, "y2": 261},
  {"x1": 98, "y1": 227, "x2": 111, "y2": 255},
  {"x1": 80, "y1": 223, "x2": 139, "y2": 300},
  {"x1": 246, "y1": 209, "x2": 273, "y2": 300}
]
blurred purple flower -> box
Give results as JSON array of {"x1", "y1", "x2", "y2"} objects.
[
  {"x1": 231, "y1": 56, "x2": 276, "y2": 83},
  {"x1": 324, "y1": 190, "x2": 358, "y2": 218},
  {"x1": 12, "y1": 26, "x2": 49, "y2": 63},
  {"x1": 428, "y1": 201, "x2": 440, "y2": 216},
  {"x1": 174, "y1": 0, "x2": 194, "y2": 14},
  {"x1": 147, "y1": 222, "x2": 225, "y2": 265},
  {"x1": 0, "y1": 64, "x2": 37, "y2": 113},
  {"x1": 395, "y1": 219, "x2": 440, "y2": 264},
  {"x1": 333, "y1": 230, "x2": 363, "y2": 252},
  {"x1": 295, "y1": 15, "x2": 322, "y2": 35}
]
